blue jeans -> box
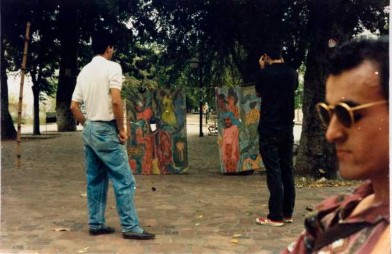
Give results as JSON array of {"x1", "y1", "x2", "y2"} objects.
[
  {"x1": 259, "y1": 124, "x2": 295, "y2": 221},
  {"x1": 83, "y1": 120, "x2": 143, "y2": 233}
]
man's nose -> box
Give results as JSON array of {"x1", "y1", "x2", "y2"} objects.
[{"x1": 325, "y1": 114, "x2": 346, "y2": 143}]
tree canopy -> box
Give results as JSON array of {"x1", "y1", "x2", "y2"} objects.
[{"x1": 1, "y1": 0, "x2": 388, "y2": 177}]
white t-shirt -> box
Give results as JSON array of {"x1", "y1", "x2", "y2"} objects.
[{"x1": 72, "y1": 56, "x2": 122, "y2": 121}]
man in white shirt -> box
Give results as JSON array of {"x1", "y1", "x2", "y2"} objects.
[{"x1": 70, "y1": 31, "x2": 155, "y2": 240}]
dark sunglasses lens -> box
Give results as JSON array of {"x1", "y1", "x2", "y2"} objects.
[
  {"x1": 334, "y1": 105, "x2": 351, "y2": 127},
  {"x1": 317, "y1": 105, "x2": 331, "y2": 127}
]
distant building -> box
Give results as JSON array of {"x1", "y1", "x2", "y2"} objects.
[{"x1": 7, "y1": 71, "x2": 55, "y2": 122}]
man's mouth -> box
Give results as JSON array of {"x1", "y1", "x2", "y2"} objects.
[{"x1": 336, "y1": 149, "x2": 351, "y2": 160}]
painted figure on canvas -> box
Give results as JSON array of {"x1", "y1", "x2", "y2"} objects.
[
  {"x1": 221, "y1": 112, "x2": 240, "y2": 173},
  {"x1": 216, "y1": 86, "x2": 264, "y2": 174},
  {"x1": 126, "y1": 89, "x2": 188, "y2": 174},
  {"x1": 161, "y1": 91, "x2": 177, "y2": 126},
  {"x1": 227, "y1": 88, "x2": 239, "y2": 118},
  {"x1": 156, "y1": 130, "x2": 173, "y2": 174}
]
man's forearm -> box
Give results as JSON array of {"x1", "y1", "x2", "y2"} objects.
[
  {"x1": 110, "y1": 88, "x2": 126, "y2": 131},
  {"x1": 70, "y1": 101, "x2": 86, "y2": 125},
  {"x1": 112, "y1": 101, "x2": 125, "y2": 131}
]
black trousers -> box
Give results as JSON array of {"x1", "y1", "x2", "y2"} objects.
[{"x1": 259, "y1": 124, "x2": 296, "y2": 221}]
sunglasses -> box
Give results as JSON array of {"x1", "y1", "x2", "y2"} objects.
[{"x1": 316, "y1": 100, "x2": 388, "y2": 128}]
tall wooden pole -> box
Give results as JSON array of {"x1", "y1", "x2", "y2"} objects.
[
  {"x1": 198, "y1": 66, "x2": 204, "y2": 137},
  {"x1": 16, "y1": 22, "x2": 31, "y2": 168}
]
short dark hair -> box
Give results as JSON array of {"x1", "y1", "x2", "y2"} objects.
[
  {"x1": 92, "y1": 30, "x2": 117, "y2": 55},
  {"x1": 328, "y1": 37, "x2": 389, "y2": 99},
  {"x1": 264, "y1": 44, "x2": 282, "y2": 60}
]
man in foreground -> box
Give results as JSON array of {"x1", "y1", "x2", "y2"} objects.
[
  {"x1": 70, "y1": 31, "x2": 155, "y2": 240},
  {"x1": 283, "y1": 37, "x2": 389, "y2": 253}
]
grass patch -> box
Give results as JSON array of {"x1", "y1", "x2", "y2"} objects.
[{"x1": 295, "y1": 177, "x2": 360, "y2": 188}]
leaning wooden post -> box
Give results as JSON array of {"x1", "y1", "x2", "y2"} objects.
[{"x1": 16, "y1": 21, "x2": 31, "y2": 168}]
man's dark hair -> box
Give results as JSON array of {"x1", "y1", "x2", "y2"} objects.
[
  {"x1": 228, "y1": 88, "x2": 238, "y2": 103},
  {"x1": 328, "y1": 37, "x2": 389, "y2": 99},
  {"x1": 92, "y1": 30, "x2": 117, "y2": 55},
  {"x1": 264, "y1": 44, "x2": 282, "y2": 60}
]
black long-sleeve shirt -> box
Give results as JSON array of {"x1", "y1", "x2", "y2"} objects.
[{"x1": 255, "y1": 63, "x2": 298, "y2": 126}]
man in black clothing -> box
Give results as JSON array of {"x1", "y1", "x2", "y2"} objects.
[{"x1": 254, "y1": 45, "x2": 298, "y2": 227}]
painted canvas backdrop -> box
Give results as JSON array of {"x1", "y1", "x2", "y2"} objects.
[
  {"x1": 125, "y1": 88, "x2": 188, "y2": 175},
  {"x1": 215, "y1": 86, "x2": 264, "y2": 173}
]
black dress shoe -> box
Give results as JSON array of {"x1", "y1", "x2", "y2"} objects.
[
  {"x1": 122, "y1": 230, "x2": 155, "y2": 240},
  {"x1": 89, "y1": 226, "x2": 116, "y2": 236}
]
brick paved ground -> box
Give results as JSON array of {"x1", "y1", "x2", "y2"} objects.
[{"x1": 1, "y1": 115, "x2": 349, "y2": 253}]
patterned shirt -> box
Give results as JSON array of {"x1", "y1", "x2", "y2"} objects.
[{"x1": 282, "y1": 180, "x2": 389, "y2": 254}]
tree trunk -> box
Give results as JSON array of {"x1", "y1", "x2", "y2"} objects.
[
  {"x1": 32, "y1": 84, "x2": 41, "y2": 135},
  {"x1": 295, "y1": 0, "x2": 359, "y2": 179},
  {"x1": 295, "y1": 39, "x2": 337, "y2": 178},
  {"x1": 1, "y1": 46, "x2": 17, "y2": 140},
  {"x1": 56, "y1": 0, "x2": 78, "y2": 132}
]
